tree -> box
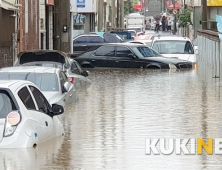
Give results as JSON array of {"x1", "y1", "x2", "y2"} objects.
[
  {"x1": 124, "y1": 0, "x2": 137, "y2": 15},
  {"x1": 178, "y1": 9, "x2": 191, "y2": 27}
]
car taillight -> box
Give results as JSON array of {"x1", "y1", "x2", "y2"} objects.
[
  {"x1": 68, "y1": 77, "x2": 75, "y2": 84},
  {"x1": 4, "y1": 111, "x2": 21, "y2": 137}
]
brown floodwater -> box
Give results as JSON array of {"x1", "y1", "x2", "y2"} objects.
[{"x1": 1, "y1": 68, "x2": 222, "y2": 170}]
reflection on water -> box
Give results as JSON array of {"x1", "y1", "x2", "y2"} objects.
[{"x1": 2, "y1": 68, "x2": 222, "y2": 169}]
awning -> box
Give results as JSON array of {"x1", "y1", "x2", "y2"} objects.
[
  {"x1": 167, "y1": 2, "x2": 180, "y2": 9},
  {"x1": 0, "y1": 0, "x2": 18, "y2": 11}
]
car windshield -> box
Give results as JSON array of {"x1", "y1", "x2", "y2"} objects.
[
  {"x1": 0, "y1": 72, "x2": 59, "y2": 91},
  {"x1": 152, "y1": 40, "x2": 194, "y2": 54},
  {"x1": 132, "y1": 47, "x2": 160, "y2": 57}
]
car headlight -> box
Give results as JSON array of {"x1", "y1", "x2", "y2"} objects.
[{"x1": 169, "y1": 63, "x2": 177, "y2": 69}]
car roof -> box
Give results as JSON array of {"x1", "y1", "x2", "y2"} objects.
[
  {"x1": 153, "y1": 36, "x2": 191, "y2": 41},
  {"x1": 0, "y1": 66, "x2": 59, "y2": 74},
  {"x1": 0, "y1": 80, "x2": 32, "y2": 89},
  {"x1": 103, "y1": 43, "x2": 146, "y2": 47}
]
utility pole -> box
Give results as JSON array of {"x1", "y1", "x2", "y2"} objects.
[
  {"x1": 117, "y1": 0, "x2": 120, "y2": 28},
  {"x1": 201, "y1": 0, "x2": 207, "y2": 29},
  {"x1": 173, "y1": 0, "x2": 177, "y2": 34}
]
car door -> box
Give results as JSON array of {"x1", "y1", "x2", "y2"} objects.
[
  {"x1": 28, "y1": 85, "x2": 55, "y2": 142},
  {"x1": 59, "y1": 71, "x2": 76, "y2": 105},
  {"x1": 92, "y1": 46, "x2": 116, "y2": 67},
  {"x1": 17, "y1": 86, "x2": 50, "y2": 143},
  {"x1": 73, "y1": 36, "x2": 89, "y2": 54},
  {"x1": 115, "y1": 46, "x2": 140, "y2": 68}
]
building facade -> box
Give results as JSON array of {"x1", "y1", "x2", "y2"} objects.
[{"x1": 0, "y1": 0, "x2": 18, "y2": 67}]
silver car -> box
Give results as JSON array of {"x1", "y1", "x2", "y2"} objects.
[
  {"x1": 0, "y1": 66, "x2": 76, "y2": 107},
  {"x1": 13, "y1": 50, "x2": 91, "y2": 90}
]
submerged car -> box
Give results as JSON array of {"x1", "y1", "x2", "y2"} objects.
[
  {"x1": 13, "y1": 50, "x2": 91, "y2": 89},
  {"x1": 151, "y1": 36, "x2": 197, "y2": 64},
  {"x1": 0, "y1": 80, "x2": 64, "y2": 148},
  {"x1": 0, "y1": 66, "x2": 76, "y2": 107},
  {"x1": 73, "y1": 32, "x2": 123, "y2": 55},
  {"x1": 71, "y1": 43, "x2": 193, "y2": 69}
]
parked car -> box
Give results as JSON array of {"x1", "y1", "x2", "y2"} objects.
[
  {"x1": 13, "y1": 50, "x2": 91, "y2": 89},
  {"x1": 73, "y1": 32, "x2": 123, "y2": 55},
  {"x1": 71, "y1": 43, "x2": 193, "y2": 69},
  {"x1": 0, "y1": 80, "x2": 64, "y2": 148},
  {"x1": 109, "y1": 31, "x2": 133, "y2": 41},
  {"x1": 0, "y1": 66, "x2": 76, "y2": 107},
  {"x1": 151, "y1": 35, "x2": 197, "y2": 64},
  {"x1": 127, "y1": 30, "x2": 137, "y2": 38}
]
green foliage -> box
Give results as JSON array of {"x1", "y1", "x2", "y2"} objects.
[
  {"x1": 124, "y1": 0, "x2": 137, "y2": 15},
  {"x1": 178, "y1": 9, "x2": 191, "y2": 27},
  {"x1": 167, "y1": 9, "x2": 173, "y2": 14}
]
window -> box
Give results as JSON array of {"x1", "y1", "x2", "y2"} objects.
[
  {"x1": 75, "y1": 62, "x2": 83, "y2": 74},
  {"x1": 116, "y1": 47, "x2": 132, "y2": 57},
  {"x1": 152, "y1": 40, "x2": 194, "y2": 54},
  {"x1": 59, "y1": 71, "x2": 68, "y2": 91},
  {"x1": 74, "y1": 36, "x2": 88, "y2": 43},
  {"x1": 71, "y1": 62, "x2": 80, "y2": 74},
  {"x1": 18, "y1": 87, "x2": 36, "y2": 110},
  {"x1": 0, "y1": 72, "x2": 59, "y2": 92},
  {"x1": 0, "y1": 91, "x2": 16, "y2": 118},
  {"x1": 29, "y1": 86, "x2": 51, "y2": 115},
  {"x1": 132, "y1": 47, "x2": 157, "y2": 57},
  {"x1": 95, "y1": 46, "x2": 115, "y2": 56},
  {"x1": 88, "y1": 36, "x2": 104, "y2": 43}
]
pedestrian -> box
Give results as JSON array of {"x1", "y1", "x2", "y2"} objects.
[
  {"x1": 167, "y1": 18, "x2": 172, "y2": 31},
  {"x1": 165, "y1": 17, "x2": 168, "y2": 31},
  {"x1": 161, "y1": 16, "x2": 166, "y2": 31},
  {"x1": 154, "y1": 18, "x2": 160, "y2": 33}
]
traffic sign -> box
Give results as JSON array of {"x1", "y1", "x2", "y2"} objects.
[{"x1": 173, "y1": 10, "x2": 177, "y2": 15}]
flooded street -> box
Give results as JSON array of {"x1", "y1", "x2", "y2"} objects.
[{"x1": 1, "y1": 68, "x2": 222, "y2": 169}]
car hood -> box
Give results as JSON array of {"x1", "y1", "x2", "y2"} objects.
[
  {"x1": 15, "y1": 50, "x2": 67, "y2": 65},
  {"x1": 43, "y1": 91, "x2": 60, "y2": 105},
  {"x1": 161, "y1": 54, "x2": 196, "y2": 63},
  {"x1": 144, "y1": 56, "x2": 192, "y2": 64}
]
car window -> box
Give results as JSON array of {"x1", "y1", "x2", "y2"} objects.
[
  {"x1": 88, "y1": 36, "x2": 104, "y2": 43},
  {"x1": 152, "y1": 40, "x2": 194, "y2": 54},
  {"x1": 75, "y1": 62, "x2": 83, "y2": 74},
  {"x1": 0, "y1": 72, "x2": 59, "y2": 92},
  {"x1": 29, "y1": 86, "x2": 51, "y2": 115},
  {"x1": 59, "y1": 71, "x2": 67, "y2": 89},
  {"x1": 71, "y1": 62, "x2": 80, "y2": 74},
  {"x1": 95, "y1": 46, "x2": 115, "y2": 56},
  {"x1": 18, "y1": 86, "x2": 36, "y2": 110},
  {"x1": 74, "y1": 36, "x2": 88, "y2": 43},
  {"x1": 0, "y1": 90, "x2": 16, "y2": 118},
  {"x1": 132, "y1": 47, "x2": 158, "y2": 57},
  {"x1": 116, "y1": 47, "x2": 133, "y2": 57}
]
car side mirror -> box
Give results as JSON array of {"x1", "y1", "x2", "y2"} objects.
[
  {"x1": 52, "y1": 104, "x2": 64, "y2": 115},
  {"x1": 82, "y1": 70, "x2": 89, "y2": 77},
  {"x1": 128, "y1": 54, "x2": 136, "y2": 59},
  {"x1": 63, "y1": 81, "x2": 71, "y2": 93}
]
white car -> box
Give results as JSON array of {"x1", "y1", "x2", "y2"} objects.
[
  {"x1": 0, "y1": 66, "x2": 76, "y2": 107},
  {"x1": 13, "y1": 50, "x2": 91, "y2": 90},
  {"x1": 0, "y1": 80, "x2": 64, "y2": 148},
  {"x1": 151, "y1": 35, "x2": 197, "y2": 64}
]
